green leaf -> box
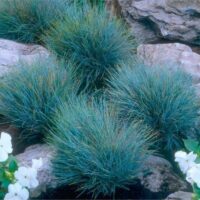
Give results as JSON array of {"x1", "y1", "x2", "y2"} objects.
[
  {"x1": 193, "y1": 184, "x2": 200, "y2": 199},
  {"x1": 183, "y1": 139, "x2": 199, "y2": 153},
  {"x1": 0, "y1": 170, "x2": 12, "y2": 184},
  {"x1": 0, "y1": 170, "x2": 9, "y2": 183},
  {"x1": 8, "y1": 159, "x2": 18, "y2": 173},
  {"x1": 0, "y1": 176, "x2": 8, "y2": 185},
  {"x1": 192, "y1": 194, "x2": 198, "y2": 200},
  {"x1": 1, "y1": 179, "x2": 11, "y2": 189},
  {"x1": 0, "y1": 168, "x2": 4, "y2": 180},
  {"x1": 0, "y1": 191, "x2": 5, "y2": 200}
]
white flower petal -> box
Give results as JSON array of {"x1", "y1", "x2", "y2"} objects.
[
  {"x1": 15, "y1": 167, "x2": 39, "y2": 189},
  {"x1": 0, "y1": 132, "x2": 13, "y2": 155},
  {"x1": 0, "y1": 148, "x2": 8, "y2": 162},
  {"x1": 186, "y1": 164, "x2": 200, "y2": 186},
  {"x1": 187, "y1": 152, "x2": 197, "y2": 162},
  {"x1": 175, "y1": 151, "x2": 187, "y2": 159},
  {"x1": 14, "y1": 167, "x2": 27, "y2": 180},
  {"x1": 29, "y1": 168, "x2": 37, "y2": 177},
  {"x1": 30, "y1": 178, "x2": 39, "y2": 188},
  {"x1": 1, "y1": 132, "x2": 11, "y2": 142},
  {"x1": 20, "y1": 187, "x2": 29, "y2": 200},
  {"x1": 179, "y1": 162, "x2": 189, "y2": 174},
  {"x1": 6, "y1": 183, "x2": 29, "y2": 200},
  {"x1": 8, "y1": 182, "x2": 21, "y2": 193},
  {"x1": 32, "y1": 158, "x2": 43, "y2": 170},
  {"x1": 175, "y1": 151, "x2": 196, "y2": 174},
  {"x1": 4, "y1": 142, "x2": 13, "y2": 154},
  {"x1": 15, "y1": 167, "x2": 30, "y2": 188},
  {"x1": 4, "y1": 192, "x2": 12, "y2": 200},
  {"x1": 8, "y1": 184, "x2": 15, "y2": 193}
]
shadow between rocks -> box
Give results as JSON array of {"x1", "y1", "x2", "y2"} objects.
[{"x1": 39, "y1": 180, "x2": 170, "y2": 200}]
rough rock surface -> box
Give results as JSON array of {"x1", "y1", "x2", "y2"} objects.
[
  {"x1": 16, "y1": 145, "x2": 187, "y2": 197},
  {"x1": 137, "y1": 43, "x2": 200, "y2": 83},
  {"x1": 139, "y1": 156, "x2": 188, "y2": 194},
  {"x1": 165, "y1": 191, "x2": 192, "y2": 200},
  {"x1": 16, "y1": 144, "x2": 56, "y2": 198},
  {"x1": 0, "y1": 39, "x2": 49, "y2": 78},
  {"x1": 118, "y1": 0, "x2": 200, "y2": 44}
]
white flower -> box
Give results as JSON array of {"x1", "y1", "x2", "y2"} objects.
[
  {"x1": 0, "y1": 132, "x2": 13, "y2": 162},
  {"x1": 186, "y1": 164, "x2": 200, "y2": 187},
  {"x1": 14, "y1": 167, "x2": 39, "y2": 189},
  {"x1": 32, "y1": 158, "x2": 43, "y2": 170},
  {"x1": 175, "y1": 151, "x2": 197, "y2": 174},
  {"x1": 4, "y1": 182, "x2": 29, "y2": 200}
]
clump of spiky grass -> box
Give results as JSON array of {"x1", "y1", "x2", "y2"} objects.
[
  {"x1": 0, "y1": 57, "x2": 76, "y2": 143},
  {"x1": 108, "y1": 63, "x2": 199, "y2": 155},
  {"x1": 0, "y1": 0, "x2": 69, "y2": 44},
  {"x1": 47, "y1": 96, "x2": 154, "y2": 198},
  {"x1": 44, "y1": 5, "x2": 135, "y2": 93}
]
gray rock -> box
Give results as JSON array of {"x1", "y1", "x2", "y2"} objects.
[
  {"x1": 137, "y1": 43, "x2": 200, "y2": 83},
  {"x1": 0, "y1": 39, "x2": 49, "y2": 78},
  {"x1": 16, "y1": 144, "x2": 57, "y2": 198},
  {"x1": 165, "y1": 191, "x2": 192, "y2": 200},
  {"x1": 118, "y1": 0, "x2": 200, "y2": 45},
  {"x1": 139, "y1": 155, "x2": 188, "y2": 193}
]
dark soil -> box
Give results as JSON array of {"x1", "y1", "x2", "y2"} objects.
[{"x1": 39, "y1": 181, "x2": 169, "y2": 200}]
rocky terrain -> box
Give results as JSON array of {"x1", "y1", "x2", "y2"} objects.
[{"x1": 1, "y1": 0, "x2": 200, "y2": 199}]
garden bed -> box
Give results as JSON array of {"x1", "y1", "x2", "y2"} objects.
[{"x1": 0, "y1": 0, "x2": 199, "y2": 200}]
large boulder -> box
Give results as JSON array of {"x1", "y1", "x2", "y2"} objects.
[
  {"x1": 137, "y1": 43, "x2": 200, "y2": 83},
  {"x1": 16, "y1": 145, "x2": 188, "y2": 198},
  {"x1": 118, "y1": 0, "x2": 200, "y2": 45},
  {"x1": 0, "y1": 39, "x2": 49, "y2": 78}
]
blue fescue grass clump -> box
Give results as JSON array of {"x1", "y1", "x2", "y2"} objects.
[
  {"x1": 47, "y1": 97, "x2": 154, "y2": 198},
  {"x1": 0, "y1": 57, "x2": 76, "y2": 143},
  {"x1": 108, "y1": 63, "x2": 199, "y2": 155},
  {"x1": 0, "y1": 0, "x2": 69, "y2": 44},
  {"x1": 44, "y1": 5, "x2": 135, "y2": 93}
]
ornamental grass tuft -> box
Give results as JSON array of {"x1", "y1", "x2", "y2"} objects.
[
  {"x1": 48, "y1": 96, "x2": 154, "y2": 198},
  {"x1": 44, "y1": 5, "x2": 135, "y2": 93},
  {"x1": 0, "y1": 57, "x2": 76, "y2": 143},
  {"x1": 0, "y1": 0, "x2": 69, "y2": 44},
  {"x1": 108, "y1": 63, "x2": 199, "y2": 156}
]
